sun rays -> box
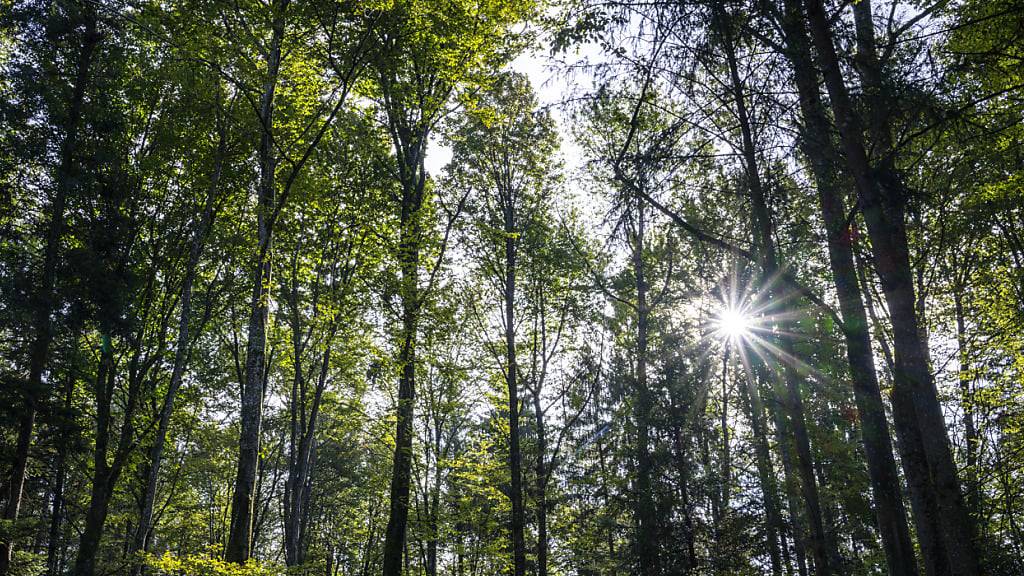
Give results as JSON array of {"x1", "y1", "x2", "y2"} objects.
[
  {"x1": 716, "y1": 306, "x2": 752, "y2": 341},
  {"x1": 697, "y1": 265, "x2": 831, "y2": 387}
]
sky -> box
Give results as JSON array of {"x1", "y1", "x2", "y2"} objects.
[{"x1": 424, "y1": 35, "x2": 602, "y2": 179}]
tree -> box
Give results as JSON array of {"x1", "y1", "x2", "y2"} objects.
[
  {"x1": 364, "y1": 3, "x2": 535, "y2": 574},
  {"x1": 451, "y1": 72, "x2": 560, "y2": 576}
]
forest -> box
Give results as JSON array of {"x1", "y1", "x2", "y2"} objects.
[{"x1": 0, "y1": 0, "x2": 1022, "y2": 575}]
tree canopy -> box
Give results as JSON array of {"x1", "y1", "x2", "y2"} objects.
[{"x1": 1, "y1": 1, "x2": 1022, "y2": 576}]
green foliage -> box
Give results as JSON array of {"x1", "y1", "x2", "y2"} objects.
[
  {"x1": 0, "y1": 1, "x2": 1021, "y2": 575},
  {"x1": 144, "y1": 549, "x2": 282, "y2": 576}
]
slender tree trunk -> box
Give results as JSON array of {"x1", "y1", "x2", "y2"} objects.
[
  {"x1": 715, "y1": 5, "x2": 835, "y2": 570},
  {"x1": 630, "y1": 198, "x2": 660, "y2": 576},
  {"x1": 226, "y1": 2, "x2": 287, "y2": 563},
  {"x1": 75, "y1": 286, "x2": 157, "y2": 576},
  {"x1": 719, "y1": 349, "x2": 731, "y2": 516},
  {"x1": 503, "y1": 198, "x2": 527, "y2": 576},
  {"x1": 382, "y1": 167, "x2": 425, "y2": 576},
  {"x1": 953, "y1": 292, "x2": 979, "y2": 514},
  {"x1": 700, "y1": 418, "x2": 723, "y2": 537},
  {"x1": 73, "y1": 346, "x2": 119, "y2": 576},
  {"x1": 45, "y1": 452, "x2": 67, "y2": 576},
  {"x1": 595, "y1": 431, "x2": 617, "y2": 572},
  {"x1": 285, "y1": 345, "x2": 330, "y2": 566},
  {"x1": 803, "y1": 2, "x2": 982, "y2": 573},
  {"x1": 130, "y1": 125, "x2": 225, "y2": 576},
  {"x1": 46, "y1": 361, "x2": 77, "y2": 576},
  {"x1": 667, "y1": 390, "x2": 697, "y2": 573},
  {"x1": 283, "y1": 242, "x2": 335, "y2": 568},
  {"x1": 775, "y1": 4, "x2": 920, "y2": 574},
  {"x1": 533, "y1": 388, "x2": 549, "y2": 576},
  {"x1": 0, "y1": 9, "x2": 99, "y2": 573},
  {"x1": 738, "y1": 357, "x2": 784, "y2": 576},
  {"x1": 770, "y1": 391, "x2": 809, "y2": 576},
  {"x1": 425, "y1": 415, "x2": 442, "y2": 576}
]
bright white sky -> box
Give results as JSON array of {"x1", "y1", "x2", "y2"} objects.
[{"x1": 424, "y1": 37, "x2": 601, "y2": 179}]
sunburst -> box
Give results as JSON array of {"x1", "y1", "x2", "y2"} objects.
[{"x1": 716, "y1": 306, "x2": 752, "y2": 341}]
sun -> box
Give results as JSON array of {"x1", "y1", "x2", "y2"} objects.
[{"x1": 717, "y1": 307, "x2": 751, "y2": 340}]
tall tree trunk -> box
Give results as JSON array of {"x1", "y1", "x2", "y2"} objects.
[
  {"x1": 130, "y1": 124, "x2": 225, "y2": 576},
  {"x1": 803, "y1": 2, "x2": 981, "y2": 573},
  {"x1": 0, "y1": 9, "x2": 99, "y2": 573},
  {"x1": 857, "y1": 248, "x2": 950, "y2": 576},
  {"x1": 425, "y1": 414, "x2": 442, "y2": 576},
  {"x1": 775, "y1": 4, "x2": 920, "y2": 574},
  {"x1": 46, "y1": 358, "x2": 77, "y2": 576},
  {"x1": 719, "y1": 348, "x2": 731, "y2": 517},
  {"x1": 667, "y1": 386, "x2": 697, "y2": 573},
  {"x1": 631, "y1": 198, "x2": 660, "y2": 576},
  {"x1": 382, "y1": 152, "x2": 425, "y2": 576},
  {"x1": 953, "y1": 292, "x2": 979, "y2": 514},
  {"x1": 285, "y1": 346, "x2": 330, "y2": 566},
  {"x1": 504, "y1": 197, "x2": 527, "y2": 576},
  {"x1": 770, "y1": 387, "x2": 809, "y2": 576},
  {"x1": 533, "y1": 388, "x2": 549, "y2": 576},
  {"x1": 72, "y1": 345, "x2": 123, "y2": 575},
  {"x1": 74, "y1": 281, "x2": 156, "y2": 576},
  {"x1": 226, "y1": 1, "x2": 287, "y2": 563},
  {"x1": 715, "y1": 4, "x2": 835, "y2": 571},
  {"x1": 738, "y1": 355, "x2": 784, "y2": 576}
]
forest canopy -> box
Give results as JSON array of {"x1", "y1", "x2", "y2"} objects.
[{"x1": 1, "y1": 1, "x2": 1022, "y2": 576}]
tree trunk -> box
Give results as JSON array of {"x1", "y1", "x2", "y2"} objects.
[
  {"x1": 72, "y1": 345, "x2": 124, "y2": 575},
  {"x1": 715, "y1": 4, "x2": 835, "y2": 570},
  {"x1": 860, "y1": 254, "x2": 950, "y2": 576},
  {"x1": 382, "y1": 160, "x2": 425, "y2": 576},
  {"x1": 803, "y1": 1, "x2": 981, "y2": 573},
  {"x1": 285, "y1": 345, "x2": 330, "y2": 566},
  {"x1": 631, "y1": 198, "x2": 660, "y2": 576},
  {"x1": 767, "y1": 382, "x2": 809, "y2": 576},
  {"x1": 46, "y1": 361, "x2": 77, "y2": 576},
  {"x1": 719, "y1": 349, "x2": 731, "y2": 519},
  {"x1": 738, "y1": 357, "x2": 784, "y2": 576},
  {"x1": 503, "y1": 197, "x2": 527, "y2": 576},
  {"x1": 953, "y1": 291, "x2": 979, "y2": 515},
  {"x1": 74, "y1": 469, "x2": 114, "y2": 576},
  {"x1": 130, "y1": 124, "x2": 225, "y2": 576},
  {"x1": 667, "y1": 387, "x2": 697, "y2": 573},
  {"x1": 533, "y1": 378, "x2": 551, "y2": 576},
  {"x1": 775, "y1": 4, "x2": 920, "y2": 574},
  {"x1": 425, "y1": 413, "x2": 442, "y2": 576},
  {"x1": 226, "y1": 1, "x2": 287, "y2": 563},
  {"x1": 0, "y1": 8, "x2": 99, "y2": 573}
]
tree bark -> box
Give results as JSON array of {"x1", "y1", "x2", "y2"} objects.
[
  {"x1": 630, "y1": 197, "x2": 660, "y2": 576},
  {"x1": 533, "y1": 387, "x2": 550, "y2": 576},
  {"x1": 503, "y1": 191, "x2": 527, "y2": 576},
  {"x1": 803, "y1": 1, "x2": 982, "y2": 573},
  {"x1": 226, "y1": 1, "x2": 287, "y2": 563},
  {"x1": 46, "y1": 357, "x2": 77, "y2": 576},
  {"x1": 953, "y1": 291, "x2": 979, "y2": 514},
  {"x1": 667, "y1": 382, "x2": 698, "y2": 573},
  {"x1": 130, "y1": 122, "x2": 225, "y2": 576},
  {"x1": 738, "y1": 356, "x2": 784, "y2": 576},
  {"x1": 285, "y1": 345, "x2": 330, "y2": 566},
  {"x1": 382, "y1": 139, "x2": 427, "y2": 576},
  {"x1": 775, "y1": 3, "x2": 920, "y2": 574},
  {"x1": 73, "y1": 335, "x2": 145, "y2": 576},
  {"x1": 858, "y1": 255, "x2": 950, "y2": 576},
  {"x1": 714, "y1": 4, "x2": 835, "y2": 571}
]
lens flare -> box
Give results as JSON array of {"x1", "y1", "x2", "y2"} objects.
[{"x1": 717, "y1": 307, "x2": 751, "y2": 340}]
